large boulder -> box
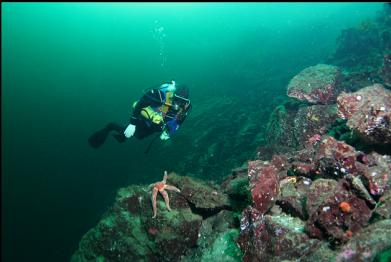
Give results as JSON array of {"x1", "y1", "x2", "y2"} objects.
[
  {"x1": 221, "y1": 166, "x2": 249, "y2": 199},
  {"x1": 337, "y1": 84, "x2": 391, "y2": 144},
  {"x1": 221, "y1": 166, "x2": 251, "y2": 212},
  {"x1": 364, "y1": 152, "x2": 391, "y2": 196},
  {"x1": 372, "y1": 189, "x2": 391, "y2": 221},
  {"x1": 305, "y1": 179, "x2": 339, "y2": 218},
  {"x1": 183, "y1": 210, "x2": 243, "y2": 262},
  {"x1": 263, "y1": 102, "x2": 338, "y2": 158},
  {"x1": 167, "y1": 172, "x2": 230, "y2": 212},
  {"x1": 313, "y1": 136, "x2": 367, "y2": 178},
  {"x1": 71, "y1": 183, "x2": 203, "y2": 262},
  {"x1": 264, "y1": 103, "x2": 301, "y2": 154},
  {"x1": 302, "y1": 220, "x2": 391, "y2": 262},
  {"x1": 287, "y1": 64, "x2": 342, "y2": 104},
  {"x1": 72, "y1": 174, "x2": 230, "y2": 262},
  {"x1": 293, "y1": 104, "x2": 338, "y2": 146},
  {"x1": 334, "y1": 219, "x2": 391, "y2": 262},
  {"x1": 305, "y1": 179, "x2": 372, "y2": 244},
  {"x1": 237, "y1": 208, "x2": 320, "y2": 262},
  {"x1": 277, "y1": 176, "x2": 312, "y2": 220},
  {"x1": 248, "y1": 160, "x2": 279, "y2": 214}
]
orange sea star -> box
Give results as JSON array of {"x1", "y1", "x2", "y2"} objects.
[{"x1": 151, "y1": 171, "x2": 181, "y2": 218}]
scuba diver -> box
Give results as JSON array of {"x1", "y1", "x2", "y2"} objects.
[{"x1": 88, "y1": 80, "x2": 192, "y2": 150}]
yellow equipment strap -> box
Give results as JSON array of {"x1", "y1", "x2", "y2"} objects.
[{"x1": 162, "y1": 91, "x2": 173, "y2": 115}]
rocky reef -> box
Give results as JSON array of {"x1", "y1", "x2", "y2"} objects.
[
  {"x1": 71, "y1": 173, "x2": 243, "y2": 262},
  {"x1": 233, "y1": 6, "x2": 391, "y2": 260},
  {"x1": 73, "y1": 129, "x2": 391, "y2": 261},
  {"x1": 236, "y1": 131, "x2": 391, "y2": 260}
]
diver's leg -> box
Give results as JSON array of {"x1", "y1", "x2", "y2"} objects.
[
  {"x1": 112, "y1": 133, "x2": 126, "y2": 143},
  {"x1": 106, "y1": 122, "x2": 125, "y2": 133},
  {"x1": 88, "y1": 122, "x2": 126, "y2": 148},
  {"x1": 106, "y1": 122, "x2": 127, "y2": 143},
  {"x1": 88, "y1": 125, "x2": 111, "y2": 148}
]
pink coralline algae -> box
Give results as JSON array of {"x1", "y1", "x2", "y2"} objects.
[
  {"x1": 315, "y1": 136, "x2": 365, "y2": 176},
  {"x1": 312, "y1": 136, "x2": 390, "y2": 198},
  {"x1": 305, "y1": 180, "x2": 372, "y2": 244},
  {"x1": 334, "y1": 219, "x2": 391, "y2": 262},
  {"x1": 248, "y1": 160, "x2": 279, "y2": 214},
  {"x1": 364, "y1": 152, "x2": 391, "y2": 196},
  {"x1": 337, "y1": 84, "x2": 391, "y2": 144},
  {"x1": 307, "y1": 134, "x2": 322, "y2": 146},
  {"x1": 287, "y1": 64, "x2": 342, "y2": 104},
  {"x1": 237, "y1": 207, "x2": 320, "y2": 262},
  {"x1": 238, "y1": 132, "x2": 391, "y2": 260}
]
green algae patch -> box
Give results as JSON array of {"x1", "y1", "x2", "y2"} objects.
[
  {"x1": 271, "y1": 213, "x2": 305, "y2": 233},
  {"x1": 204, "y1": 229, "x2": 243, "y2": 261},
  {"x1": 375, "y1": 248, "x2": 391, "y2": 262}
]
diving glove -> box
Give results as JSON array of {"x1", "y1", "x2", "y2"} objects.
[
  {"x1": 124, "y1": 124, "x2": 136, "y2": 138},
  {"x1": 160, "y1": 130, "x2": 170, "y2": 141}
]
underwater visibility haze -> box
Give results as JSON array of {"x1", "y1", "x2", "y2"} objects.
[{"x1": 2, "y1": 2, "x2": 390, "y2": 262}]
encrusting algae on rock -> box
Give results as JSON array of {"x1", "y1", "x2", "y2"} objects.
[{"x1": 71, "y1": 172, "x2": 243, "y2": 262}]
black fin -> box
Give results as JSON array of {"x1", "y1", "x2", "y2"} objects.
[
  {"x1": 88, "y1": 127, "x2": 110, "y2": 148},
  {"x1": 112, "y1": 133, "x2": 126, "y2": 143}
]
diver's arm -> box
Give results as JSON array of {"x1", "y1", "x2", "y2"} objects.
[
  {"x1": 129, "y1": 88, "x2": 160, "y2": 122},
  {"x1": 124, "y1": 103, "x2": 138, "y2": 138},
  {"x1": 125, "y1": 100, "x2": 143, "y2": 138},
  {"x1": 125, "y1": 104, "x2": 164, "y2": 138},
  {"x1": 129, "y1": 100, "x2": 142, "y2": 125},
  {"x1": 140, "y1": 106, "x2": 163, "y2": 125}
]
